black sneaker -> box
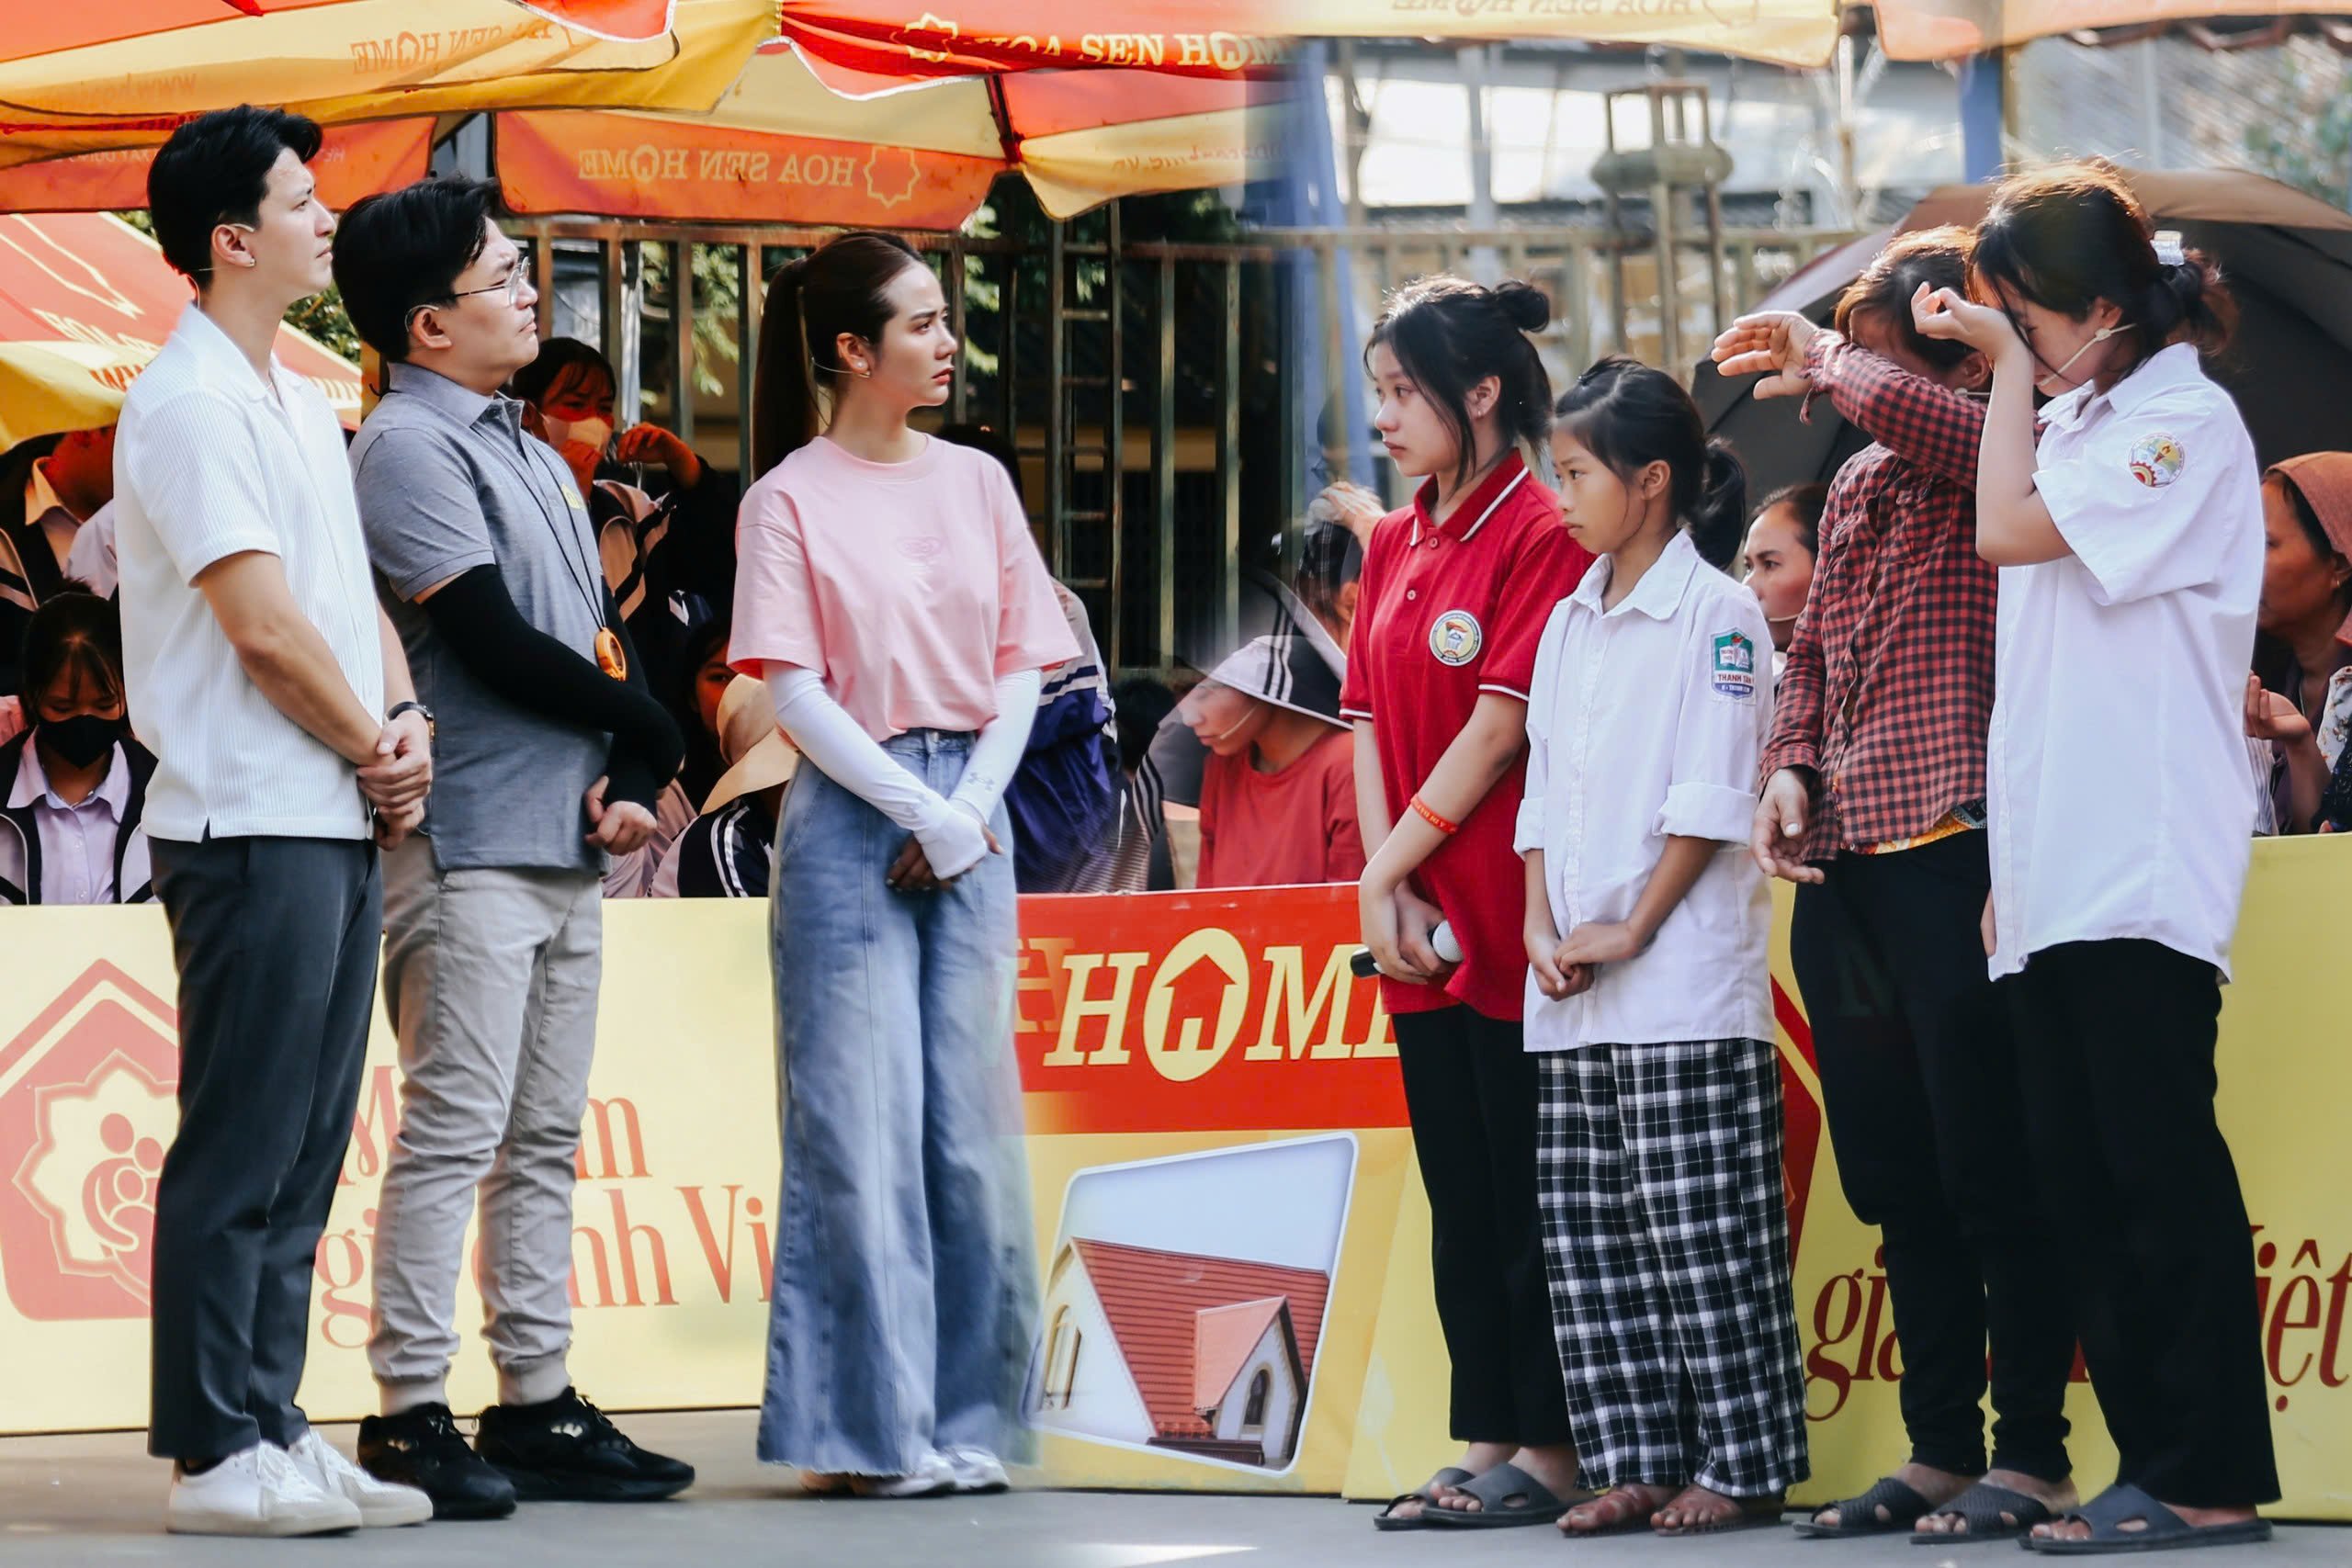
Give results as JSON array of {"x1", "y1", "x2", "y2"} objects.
[
  {"x1": 473, "y1": 1388, "x2": 695, "y2": 1503},
  {"x1": 356, "y1": 1404, "x2": 518, "y2": 1521}
]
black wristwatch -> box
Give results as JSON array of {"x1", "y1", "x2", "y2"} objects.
[{"x1": 388, "y1": 700, "x2": 435, "y2": 742}]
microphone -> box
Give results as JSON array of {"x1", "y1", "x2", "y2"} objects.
[{"x1": 1351, "y1": 919, "x2": 1461, "y2": 977}]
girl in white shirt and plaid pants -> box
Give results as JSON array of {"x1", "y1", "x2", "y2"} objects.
[{"x1": 1520, "y1": 359, "x2": 1809, "y2": 1537}]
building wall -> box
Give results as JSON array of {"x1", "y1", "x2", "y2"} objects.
[
  {"x1": 1206, "y1": 1318, "x2": 1305, "y2": 1466},
  {"x1": 1026, "y1": 1264, "x2": 1153, "y2": 1447}
]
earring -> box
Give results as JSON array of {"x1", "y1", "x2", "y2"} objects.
[{"x1": 853, "y1": 362, "x2": 872, "y2": 378}]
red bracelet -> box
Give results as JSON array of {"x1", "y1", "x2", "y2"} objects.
[{"x1": 1410, "y1": 795, "x2": 1459, "y2": 836}]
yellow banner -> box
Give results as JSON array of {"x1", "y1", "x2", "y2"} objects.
[{"x1": 0, "y1": 845, "x2": 2343, "y2": 1515}]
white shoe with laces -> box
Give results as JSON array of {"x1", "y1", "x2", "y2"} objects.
[
  {"x1": 288, "y1": 1428, "x2": 434, "y2": 1528},
  {"x1": 166, "y1": 1442, "x2": 364, "y2": 1537},
  {"x1": 942, "y1": 1446, "x2": 1010, "y2": 1495},
  {"x1": 801, "y1": 1450, "x2": 958, "y2": 1499}
]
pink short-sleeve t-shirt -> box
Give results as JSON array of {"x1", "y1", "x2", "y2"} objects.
[{"x1": 730, "y1": 435, "x2": 1078, "y2": 739}]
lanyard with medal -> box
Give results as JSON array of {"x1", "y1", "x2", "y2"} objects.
[{"x1": 520, "y1": 440, "x2": 631, "y2": 681}]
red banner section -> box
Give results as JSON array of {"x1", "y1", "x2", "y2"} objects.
[
  {"x1": 1015, "y1": 886, "x2": 1408, "y2": 1136},
  {"x1": 496, "y1": 110, "x2": 1005, "y2": 229},
  {"x1": 0, "y1": 120, "x2": 431, "y2": 217},
  {"x1": 775, "y1": 0, "x2": 1286, "y2": 90}
]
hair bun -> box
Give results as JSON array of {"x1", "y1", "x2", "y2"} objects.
[{"x1": 1494, "y1": 279, "x2": 1552, "y2": 333}]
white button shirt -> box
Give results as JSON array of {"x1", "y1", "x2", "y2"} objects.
[
  {"x1": 115, "y1": 304, "x2": 382, "y2": 841},
  {"x1": 1516, "y1": 529, "x2": 1777, "y2": 1050},
  {"x1": 1987, "y1": 343, "x2": 2261, "y2": 980}
]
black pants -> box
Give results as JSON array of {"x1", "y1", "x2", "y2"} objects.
[
  {"x1": 1394, "y1": 1004, "x2": 1572, "y2": 1447},
  {"x1": 1790, "y1": 833, "x2": 2075, "y2": 1481},
  {"x1": 148, "y1": 835, "x2": 381, "y2": 1461},
  {"x1": 2003, "y1": 940, "x2": 2280, "y2": 1508}
]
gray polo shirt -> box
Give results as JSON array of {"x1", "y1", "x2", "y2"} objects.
[{"x1": 351, "y1": 362, "x2": 608, "y2": 873}]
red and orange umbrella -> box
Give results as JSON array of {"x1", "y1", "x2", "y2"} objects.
[
  {"x1": 773, "y1": 0, "x2": 1283, "y2": 90},
  {"x1": 0, "y1": 213, "x2": 363, "y2": 446},
  {"x1": 0, "y1": 0, "x2": 776, "y2": 170}
]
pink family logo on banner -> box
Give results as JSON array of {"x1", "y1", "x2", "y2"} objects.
[{"x1": 0, "y1": 964, "x2": 178, "y2": 1321}]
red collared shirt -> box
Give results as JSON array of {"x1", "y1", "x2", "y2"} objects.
[
  {"x1": 1760, "y1": 334, "x2": 1998, "y2": 858},
  {"x1": 1340, "y1": 452, "x2": 1593, "y2": 1021}
]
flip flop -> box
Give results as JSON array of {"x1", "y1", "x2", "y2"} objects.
[
  {"x1": 1652, "y1": 1486, "x2": 1788, "y2": 1537},
  {"x1": 1372, "y1": 1466, "x2": 1475, "y2": 1532},
  {"x1": 2026, "y1": 1484, "x2": 2272, "y2": 1555},
  {"x1": 1792, "y1": 1474, "x2": 1937, "y2": 1538},
  {"x1": 1420, "y1": 1462, "x2": 1593, "y2": 1529},
  {"x1": 1912, "y1": 1480, "x2": 2056, "y2": 1545}
]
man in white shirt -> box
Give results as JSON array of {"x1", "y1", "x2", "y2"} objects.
[{"x1": 115, "y1": 106, "x2": 434, "y2": 1539}]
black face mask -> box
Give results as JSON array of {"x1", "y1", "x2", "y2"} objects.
[{"x1": 39, "y1": 713, "x2": 124, "y2": 770}]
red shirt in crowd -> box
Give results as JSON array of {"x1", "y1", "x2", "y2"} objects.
[
  {"x1": 1760, "y1": 334, "x2": 1998, "y2": 857},
  {"x1": 1196, "y1": 728, "x2": 1365, "y2": 889},
  {"x1": 1340, "y1": 451, "x2": 1594, "y2": 1021}
]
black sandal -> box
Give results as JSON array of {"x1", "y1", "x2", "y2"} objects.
[
  {"x1": 1420, "y1": 1462, "x2": 1593, "y2": 1529},
  {"x1": 1913, "y1": 1480, "x2": 2057, "y2": 1545},
  {"x1": 1792, "y1": 1474, "x2": 1937, "y2": 1538},
  {"x1": 1372, "y1": 1466, "x2": 1474, "y2": 1532}
]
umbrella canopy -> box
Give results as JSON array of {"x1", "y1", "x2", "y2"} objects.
[
  {"x1": 494, "y1": 43, "x2": 1283, "y2": 223},
  {"x1": 0, "y1": 0, "x2": 775, "y2": 170},
  {"x1": 1872, "y1": 0, "x2": 2352, "y2": 60},
  {"x1": 1282, "y1": 0, "x2": 1843, "y2": 70},
  {"x1": 773, "y1": 0, "x2": 1281, "y2": 92},
  {"x1": 0, "y1": 121, "x2": 437, "y2": 218},
  {"x1": 0, "y1": 213, "x2": 363, "y2": 447},
  {"x1": 1695, "y1": 168, "x2": 2352, "y2": 505}
]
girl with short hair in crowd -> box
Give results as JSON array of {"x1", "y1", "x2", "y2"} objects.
[
  {"x1": 731, "y1": 231, "x2": 1077, "y2": 1497},
  {"x1": 1521, "y1": 356, "x2": 1806, "y2": 1538},
  {"x1": 1346, "y1": 274, "x2": 1595, "y2": 1530},
  {"x1": 0, "y1": 588, "x2": 153, "y2": 907},
  {"x1": 1906, "y1": 159, "x2": 2277, "y2": 1553},
  {"x1": 1715, "y1": 225, "x2": 2080, "y2": 1543}
]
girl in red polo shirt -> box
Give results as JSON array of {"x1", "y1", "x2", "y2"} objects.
[{"x1": 1345, "y1": 275, "x2": 1596, "y2": 1531}]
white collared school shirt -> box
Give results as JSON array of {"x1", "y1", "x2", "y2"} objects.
[
  {"x1": 1516, "y1": 528, "x2": 1777, "y2": 1050},
  {"x1": 1986, "y1": 343, "x2": 2261, "y2": 981},
  {"x1": 115, "y1": 303, "x2": 382, "y2": 841}
]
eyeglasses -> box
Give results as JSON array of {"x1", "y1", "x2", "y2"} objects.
[{"x1": 404, "y1": 269, "x2": 530, "y2": 333}]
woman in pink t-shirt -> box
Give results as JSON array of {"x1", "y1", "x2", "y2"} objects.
[{"x1": 729, "y1": 232, "x2": 1077, "y2": 1498}]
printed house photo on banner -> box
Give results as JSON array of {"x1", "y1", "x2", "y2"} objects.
[{"x1": 1023, "y1": 1136, "x2": 1355, "y2": 1472}]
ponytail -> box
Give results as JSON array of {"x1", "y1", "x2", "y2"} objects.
[
  {"x1": 751, "y1": 258, "x2": 813, "y2": 478},
  {"x1": 1553, "y1": 355, "x2": 1747, "y2": 567},
  {"x1": 750, "y1": 231, "x2": 927, "y2": 479}
]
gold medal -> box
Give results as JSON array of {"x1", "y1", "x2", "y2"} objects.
[{"x1": 595, "y1": 626, "x2": 628, "y2": 681}]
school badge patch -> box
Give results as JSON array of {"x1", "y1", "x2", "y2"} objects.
[
  {"x1": 1429, "y1": 609, "x2": 1483, "y2": 666},
  {"x1": 1711, "y1": 629, "x2": 1757, "y2": 700},
  {"x1": 2127, "y1": 433, "x2": 2186, "y2": 490}
]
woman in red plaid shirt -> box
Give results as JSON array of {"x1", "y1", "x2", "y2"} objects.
[{"x1": 1713, "y1": 229, "x2": 2079, "y2": 1545}]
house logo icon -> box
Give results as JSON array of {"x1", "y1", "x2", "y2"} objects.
[{"x1": 0, "y1": 962, "x2": 179, "y2": 1321}]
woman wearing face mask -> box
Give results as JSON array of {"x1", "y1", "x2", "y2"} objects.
[
  {"x1": 508, "y1": 339, "x2": 740, "y2": 750},
  {"x1": 0, "y1": 588, "x2": 154, "y2": 907},
  {"x1": 1714, "y1": 228, "x2": 2080, "y2": 1545},
  {"x1": 1903, "y1": 161, "x2": 2276, "y2": 1555},
  {"x1": 732, "y1": 231, "x2": 1075, "y2": 1498},
  {"x1": 1347, "y1": 275, "x2": 1596, "y2": 1531}
]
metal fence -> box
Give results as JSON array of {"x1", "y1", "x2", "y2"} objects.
[{"x1": 512, "y1": 216, "x2": 1293, "y2": 679}]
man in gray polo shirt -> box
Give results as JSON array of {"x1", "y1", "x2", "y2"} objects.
[{"x1": 334, "y1": 176, "x2": 692, "y2": 1518}]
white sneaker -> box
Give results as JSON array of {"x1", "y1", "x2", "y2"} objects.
[
  {"x1": 165, "y1": 1442, "x2": 364, "y2": 1537},
  {"x1": 942, "y1": 1446, "x2": 1010, "y2": 1495},
  {"x1": 841, "y1": 1450, "x2": 957, "y2": 1499},
  {"x1": 288, "y1": 1428, "x2": 433, "y2": 1528}
]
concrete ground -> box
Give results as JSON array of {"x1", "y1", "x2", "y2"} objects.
[{"x1": 1, "y1": 1412, "x2": 2340, "y2": 1566}]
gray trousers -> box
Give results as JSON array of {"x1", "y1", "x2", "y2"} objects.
[
  {"x1": 368, "y1": 839, "x2": 603, "y2": 1411},
  {"x1": 148, "y1": 835, "x2": 381, "y2": 1461}
]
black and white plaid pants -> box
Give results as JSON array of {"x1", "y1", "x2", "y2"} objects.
[{"x1": 1536, "y1": 1038, "x2": 1811, "y2": 1496}]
